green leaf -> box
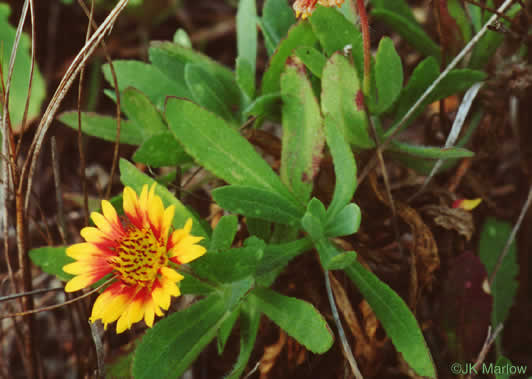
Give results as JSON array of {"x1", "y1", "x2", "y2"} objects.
[
  {"x1": 314, "y1": 238, "x2": 355, "y2": 270},
  {"x1": 29, "y1": 247, "x2": 74, "y2": 282},
  {"x1": 374, "y1": 37, "x2": 403, "y2": 114},
  {"x1": 58, "y1": 112, "x2": 143, "y2": 146},
  {"x1": 295, "y1": 46, "x2": 327, "y2": 78},
  {"x1": 324, "y1": 114, "x2": 357, "y2": 219},
  {"x1": 326, "y1": 251, "x2": 357, "y2": 270},
  {"x1": 121, "y1": 87, "x2": 168, "y2": 138},
  {"x1": 236, "y1": 0, "x2": 257, "y2": 99},
  {"x1": 218, "y1": 306, "x2": 240, "y2": 354},
  {"x1": 309, "y1": 6, "x2": 362, "y2": 56},
  {"x1": 132, "y1": 295, "x2": 226, "y2": 379},
  {"x1": 246, "y1": 218, "x2": 272, "y2": 241},
  {"x1": 371, "y1": 9, "x2": 441, "y2": 61},
  {"x1": 0, "y1": 4, "x2": 46, "y2": 129},
  {"x1": 309, "y1": 6, "x2": 364, "y2": 76},
  {"x1": 325, "y1": 203, "x2": 361, "y2": 238},
  {"x1": 236, "y1": 57, "x2": 255, "y2": 103},
  {"x1": 149, "y1": 41, "x2": 240, "y2": 109},
  {"x1": 194, "y1": 238, "x2": 265, "y2": 284},
  {"x1": 466, "y1": 2, "x2": 482, "y2": 33},
  {"x1": 102, "y1": 61, "x2": 189, "y2": 110},
  {"x1": 448, "y1": 0, "x2": 471, "y2": 42},
  {"x1": 242, "y1": 93, "x2": 282, "y2": 118},
  {"x1": 179, "y1": 272, "x2": 215, "y2": 296},
  {"x1": 389, "y1": 58, "x2": 486, "y2": 137},
  {"x1": 344, "y1": 260, "x2": 436, "y2": 378},
  {"x1": 210, "y1": 215, "x2": 239, "y2": 252},
  {"x1": 301, "y1": 198, "x2": 327, "y2": 240},
  {"x1": 225, "y1": 297, "x2": 261, "y2": 379},
  {"x1": 255, "y1": 238, "x2": 313, "y2": 277},
  {"x1": 185, "y1": 63, "x2": 236, "y2": 122},
  {"x1": 132, "y1": 132, "x2": 191, "y2": 168},
  {"x1": 392, "y1": 56, "x2": 439, "y2": 127},
  {"x1": 369, "y1": 0, "x2": 418, "y2": 23},
  {"x1": 261, "y1": 22, "x2": 317, "y2": 95},
  {"x1": 259, "y1": 0, "x2": 296, "y2": 56},
  {"x1": 478, "y1": 218, "x2": 518, "y2": 348},
  {"x1": 321, "y1": 54, "x2": 373, "y2": 149},
  {"x1": 280, "y1": 60, "x2": 324, "y2": 204},
  {"x1": 212, "y1": 185, "x2": 303, "y2": 227},
  {"x1": 119, "y1": 159, "x2": 208, "y2": 237},
  {"x1": 106, "y1": 350, "x2": 134, "y2": 379},
  {"x1": 165, "y1": 98, "x2": 297, "y2": 204},
  {"x1": 252, "y1": 288, "x2": 334, "y2": 353},
  {"x1": 469, "y1": 4, "x2": 521, "y2": 69},
  {"x1": 389, "y1": 141, "x2": 474, "y2": 159}
]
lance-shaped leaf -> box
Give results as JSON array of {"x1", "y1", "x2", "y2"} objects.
[
  {"x1": 210, "y1": 214, "x2": 239, "y2": 252},
  {"x1": 478, "y1": 218, "x2": 518, "y2": 352},
  {"x1": 133, "y1": 281, "x2": 251, "y2": 379},
  {"x1": 344, "y1": 260, "x2": 437, "y2": 378},
  {"x1": 259, "y1": 0, "x2": 296, "y2": 56},
  {"x1": 236, "y1": 0, "x2": 258, "y2": 99},
  {"x1": 29, "y1": 247, "x2": 74, "y2": 282},
  {"x1": 121, "y1": 87, "x2": 168, "y2": 138},
  {"x1": 58, "y1": 112, "x2": 143, "y2": 146},
  {"x1": 322, "y1": 54, "x2": 373, "y2": 149},
  {"x1": 374, "y1": 37, "x2": 403, "y2": 115},
  {"x1": 261, "y1": 22, "x2": 317, "y2": 95},
  {"x1": 119, "y1": 159, "x2": 208, "y2": 237},
  {"x1": 309, "y1": 6, "x2": 364, "y2": 76},
  {"x1": 225, "y1": 297, "x2": 261, "y2": 379},
  {"x1": 133, "y1": 295, "x2": 225, "y2": 379},
  {"x1": 252, "y1": 288, "x2": 334, "y2": 353},
  {"x1": 371, "y1": 8, "x2": 441, "y2": 60},
  {"x1": 166, "y1": 98, "x2": 297, "y2": 205},
  {"x1": 102, "y1": 61, "x2": 189, "y2": 110},
  {"x1": 132, "y1": 131, "x2": 190, "y2": 168},
  {"x1": 324, "y1": 114, "x2": 357, "y2": 219},
  {"x1": 212, "y1": 185, "x2": 303, "y2": 227},
  {"x1": 193, "y1": 238, "x2": 265, "y2": 284},
  {"x1": 148, "y1": 41, "x2": 240, "y2": 108},
  {"x1": 0, "y1": 4, "x2": 46, "y2": 130},
  {"x1": 295, "y1": 46, "x2": 327, "y2": 78},
  {"x1": 185, "y1": 63, "x2": 236, "y2": 122},
  {"x1": 280, "y1": 60, "x2": 324, "y2": 203}
]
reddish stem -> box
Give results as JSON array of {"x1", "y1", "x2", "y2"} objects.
[{"x1": 356, "y1": 0, "x2": 371, "y2": 94}]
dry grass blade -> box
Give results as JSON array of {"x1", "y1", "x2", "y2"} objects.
[
  {"x1": 325, "y1": 270, "x2": 364, "y2": 379},
  {"x1": 411, "y1": 82, "x2": 484, "y2": 200},
  {"x1": 358, "y1": 0, "x2": 517, "y2": 185},
  {"x1": 22, "y1": 0, "x2": 130, "y2": 210}
]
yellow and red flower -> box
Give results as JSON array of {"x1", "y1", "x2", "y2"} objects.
[
  {"x1": 293, "y1": 0, "x2": 344, "y2": 19},
  {"x1": 63, "y1": 184, "x2": 206, "y2": 333}
]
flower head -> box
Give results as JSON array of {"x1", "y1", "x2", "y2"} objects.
[
  {"x1": 63, "y1": 184, "x2": 206, "y2": 333},
  {"x1": 293, "y1": 0, "x2": 344, "y2": 19}
]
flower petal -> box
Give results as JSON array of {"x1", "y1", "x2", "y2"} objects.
[
  {"x1": 160, "y1": 266, "x2": 184, "y2": 282},
  {"x1": 66, "y1": 243, "x2": 109, "y2": 260},
  {"x1": 123, "y1": 186, "x2": 143, "y2": 228},
  {"x1": 65, "y1": 269, "x2": 110, "y2": 292},
  {"x1": 171, "y1": 243, "x2": 207, "y2": 264},
  {"x1": 161, "y1": 205, "x2": 175, "y2": 243}
]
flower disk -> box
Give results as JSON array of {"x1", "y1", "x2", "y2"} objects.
[
  {"x1": 63, "y1": 184, "x2": 207, "y2": 333},
  {"x1": 293, "y1": 0, "x2": 344, "y2": 19}
]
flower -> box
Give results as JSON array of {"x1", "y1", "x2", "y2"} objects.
[
  {"x1": 293, "y1": 0, "x2": 344, "y2": 19},
  {"x1": 63, "y1": 184, "x2": 206, "y2": 333}
]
